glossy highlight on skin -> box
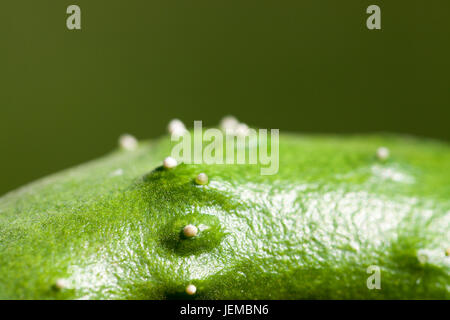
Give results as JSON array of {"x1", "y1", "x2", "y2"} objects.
[{"x1": 0, "y1": 132, "x2": 449, "y2": 299}]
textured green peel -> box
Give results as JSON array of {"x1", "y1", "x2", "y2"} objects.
[{"x1": 0, "y1": 133, "x2": 449, "y2": 299}]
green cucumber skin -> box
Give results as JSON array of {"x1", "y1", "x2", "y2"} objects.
[{"x1": 0, "y1": 133, "x2": 449, "y2": 299}]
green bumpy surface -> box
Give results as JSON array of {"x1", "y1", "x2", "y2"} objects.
[{"x1": 0, "y1": 133, "x2": 449, "y2": 299}]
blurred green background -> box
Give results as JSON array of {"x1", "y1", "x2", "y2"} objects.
[{"x1": 1, "y1": 1, "x2": 449, "y2": 195}]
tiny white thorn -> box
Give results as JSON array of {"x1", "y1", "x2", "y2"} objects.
[
  {"x1": 195, "y1": 173, "x2": 208, "y2": 185},
  {"x1": 119, "y1": 134, "x2": 138, "y2": 151},
  {"x1": 417, "y1": 249, "x2": 429, "y2": 265},
  {"x1": 110, "y1": 168, "x2": 123, "y2": 177},
  {"x1": 183, "y1": 224, "x2": 198, "y2": 238},
  {"x1": 186, "y1": 284, "x2": 197, "y2": 295},
  {"x1": 168, "y1": 119, "x2": 187, "y2": 136},
  {"x1": 376, "y1": 147, "x2": 390, "y2": 161},
  {"x1": 163, "y1": 156, "x2": 178, "y2": 169},
  {"x1": 220, "y1": 115, "x2": 239, "y2": 132},
  {"x1": 235, "y1": 123, "x2": 250, "y2": 136},
  {"x1": 55, "y1": 278, "x2": 68, "y2": 290}
]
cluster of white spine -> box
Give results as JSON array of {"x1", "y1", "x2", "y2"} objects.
[
  {"x1": 141, "y1": 117, "x2": 399, "y2": 298},
  {"x1": 220, "y1": 115, "x2": 250, "y2": 136}
]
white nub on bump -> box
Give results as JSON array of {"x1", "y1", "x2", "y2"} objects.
[
  {"x1": 163, "y1": 156, "x2": 178, "y2": 169},
  {"x1": 220, "y1": 115, "x2": 239, "y2": 131},
  {"x1": 55, "y1": 278, "x2": 68, "y2": 290},
  {"x1": 195, "y1": 173, "x2": 208, "y2": 185},
  {"x1": 220, "y1": 115, "x2": 251, "y2": 136},
  {"x1": 186, "y1": 284, "x2": 197, "y2": 295},
  {"x1": 183, "y1": 224, "x2": 198, "y2": 238},
  {"x1": 168, "y1": 118, "x2": 187, "y2": 136},
  {"x1": 119, "y1": 134, "x2": 138, "y2": 151},
  {"x1": 417, "y1": 249, "x2": 429, "y2": 265},
  {"x1": 235, "y1": 123, "x2": 250, "y2": 136},
  {"x1": 376, "y1": 147, "x2": 390, "y2": 161}
]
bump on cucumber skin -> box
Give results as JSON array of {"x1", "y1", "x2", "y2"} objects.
[{"x1": 0, "y1": 133, "x2": 449, "y2": 299}]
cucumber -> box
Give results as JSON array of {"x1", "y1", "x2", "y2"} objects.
[{"x1": 0, "y1": 132, "x2": 448, "y2": 299}]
